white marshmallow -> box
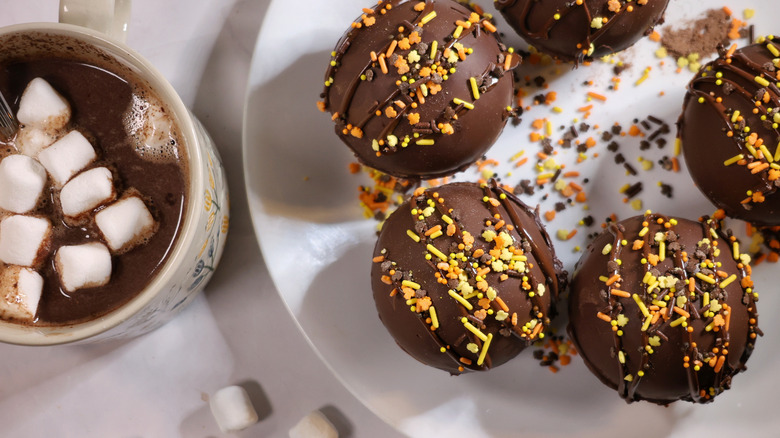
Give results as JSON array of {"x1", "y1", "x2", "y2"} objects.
[
  {"x1": 55, "y1": 242, "x2": 112, "y2": 292},
  {"x1": 0, "y1": 266, "x2": 43, "y2": 321},
  {"x1": 0, "y1": 215, "x2": 51, "y2": 267},
  {"x1": 209, "y1": 386, "x2": 259, "y2": 433},
  {"x1": 15, "y1": 126, "x2": 57, "y2": 157},
  {"x1": 37, "y1": 131, "x2": 97, "y2": 185},
  {"x1": 0, "y1": 155, "x2": 47, "y2": 214},
  {"x1": 289, "y1": 410, "x2": 338, "y2": 438},
  {"x1": 95, "y1": 196, "x2": 157, "y2": 253},
  {"x1": 60, "y1": 167, "x2": 115, "y2": 219},
  {"x1": 16, "y1": 78, "x2": 71, "y2": 130}
]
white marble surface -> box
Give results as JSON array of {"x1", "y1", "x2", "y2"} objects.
[{"x1": 0, "y1": 1, "x2": 399, "y2": 436}]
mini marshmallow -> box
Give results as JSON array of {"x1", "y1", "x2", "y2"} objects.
[
  {"x1": 209, "y1": 386, "x2": 259, "y2": 433},
  {"x1": 60, "y1": 167, "x2": 115, "y2": 219},
  {"x1": 0, "y1": 215, "x2": 51, "y2": 267},
  {"x1": 0, "y1": 266, "x2": 43, "y2": 321},
  {"x1": 55, "y1": 242, "x2": 112, "y2": 292},
  {"x1": 289, "y1": 410, "x2": 338, "y2": 438},
  {"x1": 16, "y1": 78, "x2": 71, "y2": 130},
  {"x1": 0, "y1": 155, "x2": 47, "y2": 214},
  {"x1": 95, "y1": 195, "x2": 157, "y2": 253},
  {"x1": 15, "y1": 126, "x2": 56, "y2": 157},
  {"x1": 37, "y1": 131, "x2": 97, "y2": 185}
]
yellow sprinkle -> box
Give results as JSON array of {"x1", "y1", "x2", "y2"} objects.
[
  {"x1": 746, "y1": 144, "x2": 759, "y2": 158},
  {"x1": 703, "y1": 292, "x2": 710, "y2": 307},
  {"x1": 768, "y1": 42, "x2": 780, "y2": 57},
  {"x1": 720, "y1": 274, "x2": 737, "y2": 289},
  {"x1": 674, "y1": 138, "x2": 682, "y2": 156},
  {"x1": 453, "y1": 98, "x2": 475, "y2": 110},
  {"x1": 732, "y1": 242, "x2": 740, "y2": 260},
  {"x1": 635, "y1": 67, "x2": 651, "y2": 86},
  {"x1": 755, "y1": 76, "x2": 771, "y2": 87},
  {"x1": 633, "y1": 294, "x2": 650, "y2": 318},
  {"x1": 477, "y1": 333, "x2": 493, "y2": 366},
  {"x1": 641, "y1": 314, "x2": 652, "y2": 332},
  {"x1": 669, "y1": 316, "x2": 687, "y2": 327},
  {"x1": 745, "y1": 9, "x2": 755, "y2": 19},
  {"x1": 760, "y1": 145, "x2": 774, "y2": 163},
  {"x1": 442, "y1": 214, "x2": 453, "y2": 225},
  {"x1": 420, "y1": 11, "x2": 437, "y2": 25},
  {"x1": 659, "y1": 241, "x2": 666, "y2": 261},
  {"x1": 546, "y1": 120, "x2": 553, "y2": 137},
  {"x1": 453, "y1": 25, "x2": 464, "y2": 39},
  {"x1": 429, "y1": 306, "x2": 439, "y2": 329},
  {"x1": 430, "y1": 40, "x2": 438, "y2": 58},
  {"x1": 469, "y1": 77, "x2": 480, "y2": 100},
  {"x1": 448, "y1": 289, "x2": 474, "y2": 310},
  {"x1": 407, "y1": 230, "x2": 420, "y2": 242},
  {"x1": 430, "y1": 230, "x2": 443, "y2": 239},
  {"x1": 638, "y1": 227, "x2": 649, "y2": 237},
  {"x1": 695, "y1": 272, "x2": 716, "y2": 284},
  {"x1": 416, "y1": 139, "x2": 435, "y2": 146},
  {"x1": 402, "y1": 280, "x2": 420, "y2": 290},
  {"x1": 724, "y1": 154, "x2": 745, "y2": 166},
  {"x1": 731, "y1": 110, "x2": 741, "y2": 123},
  {"x1": 618, "y1": 351, "x2": 626, "y2": 364},
  {"x1": 463, "y1": 320, "x2": 488, "y2": 342},
  {"x1": 427, "y1": 244, "x2": 448, "y2": 261}
]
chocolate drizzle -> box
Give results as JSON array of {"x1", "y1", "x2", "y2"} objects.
[
  {"x1": 372, "y1": 182, "x2": 566, "y2": 374},
  {"x1": 679, "y1": 39, "x2": 780, "y2": 225},
  {"x1": 320, "y1": 0, "x2": 517, "y2": 179},
  {"x1": 569, "y1": 213, "x2": 759, "y2": 404},
  {"x1": 496, "y1": 0, "x2": 670, "y2": 63}
]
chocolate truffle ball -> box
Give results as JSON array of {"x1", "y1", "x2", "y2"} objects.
[
  {"x1": 371, "y1": 181, "x2": 566, "y2": 374},
  {"x1": 495, "y1": 0, "x2": 669, "y2": 63},
  {"x1": 680, "y1": 39, "x2": 780, "y2": 226},
  {"x1": 319, "y1": 0, "x2": 518, "y2": 179},
  {"x1": 569, "y1": 213, "x2": 759, "y2": 404}
]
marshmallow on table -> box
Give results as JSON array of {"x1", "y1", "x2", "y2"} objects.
[
  {"x1": 60, "y1": 167, "x2": 115, "y2": 219},
  {"x1": 209, "y1": 386, "x2": 259, "y2": 433},
  {"x1": 0, "y1": 155, "x2": 47, "y2": 214},
  {"x1": 289, "y1": 410, "x2": 339, "y2": 438},
  {"x1": 16, "y1": 78, "x2": 71, "y2": 130},
  {"x1": 37, "y1": 130, "x2": 97, "y2": 186},
  {"x1": 95, "y1": 195, "x2": 157, "y2": 253},
  {"x1": 0, "y1": 266, "x2": 43, "y2": 321},
  {"x1": 0, "y1": 215, "x2": 51, "y2": 267},
  {"x1": 54, "y1": 242, "x2": 112, "y2": 293},
  {"x1": 15, "y1": 126, "x2": 57, "y2": 157}
]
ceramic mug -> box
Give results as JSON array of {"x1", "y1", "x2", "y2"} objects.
[{"x1": 0, "y1": 0, "x2": 229, "y2": 345}]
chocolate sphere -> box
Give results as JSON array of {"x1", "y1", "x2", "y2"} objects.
[
  {"x1": 319, "y1": 0, "x2": 517, "y2": 179},
  {"x1": 680, "y1": 39, "x2": 780, "y2": 226},
  {"x1": 371, "y1": 182, "x2": 566, "y2": 374},
  {"x1": 495, "y1": 0, "x2": 669, "y2": 63},
  {"x1": 569, "y1": 213, "x2": 759, "y2": 404}
]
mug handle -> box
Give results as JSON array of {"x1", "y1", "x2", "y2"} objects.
[{"x1": 59, "y1": 0, "x2": 132, "y2": 43}]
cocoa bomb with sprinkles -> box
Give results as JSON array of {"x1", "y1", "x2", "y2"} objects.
[
  {"x1": 318, "y1": 0, "x2": 518, "y2": 179},
  {"x1": 371, "y1": 181, "x2": 566, "y2": 374},
  {"x1": 679, "y1": 38, "x2": 780, "y2": 226},
  {"x1": 495, "y1": 0, "x2": 670, "y2": 63},
  {"x1": 568, "y1": 213, "x2": 760, "y2": 404}
]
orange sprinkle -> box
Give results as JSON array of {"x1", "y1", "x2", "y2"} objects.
[
  {"x1": 726, "y1": 43, "x2": 737, "y2": 58},
  {"x1": 372, "y1": 255, "x2": 385, "y2": 263},
  {"x1": 381, "y1": 275, "x2": 392, "y2": 285},
  {"x1": 714, "y1": 355, "x2": 726, "y2": 373},
  {"x1": 674, "y1": 307, "x2": 691, "y2": 318},
  {"x1": 610, "y1": 289, "x2": 631, "y2": 298},
  {"x1": 587, "y1": 91, "x2": 607, "y2": 101},
  {"x1": 544, "y1": 211, "x2": 556, "y2": 221},
  {"x1": 514, "y1": 157, "x2": 529, "y2": 167},
  {"x1": 424, "y1": 225, "x2": 442, "y2": 236},
  {"x1": 378, "y1": 54, "x2": 388, "y2": 74},
  {"x1": 495, "y1": 296, "x2": 510, "y2": 312},
  {"x1": 563, "y1": 171, "x2": 580, "y2": 178},
  {"x1": 578, "y1": 104, "x2": 593, "y2": 112},
  {"x1": 575, "y1": 191, "x2": 587, "y2": 203},
  {"x1": 605, "y1": 274, "x2": 620, "y2": 286},
  {"x1": 671, "y1": 157, "x2": 680, "y2": 172},
  {"x1": 648, "y1": 30, "x2": 661, "y2": 42},
  {"x1": 628, "y1": 125, "x2": 642, "y2": 136},
  {"x1": 596, "y1": 312, "x2": 612, "y2": 323}
]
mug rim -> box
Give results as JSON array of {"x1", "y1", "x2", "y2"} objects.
[{"x1": 0, "y1": 22, "x2": 205, "y2": 345}]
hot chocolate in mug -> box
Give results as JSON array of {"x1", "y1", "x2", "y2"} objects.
[{"x1": 0, "y1": 0, "x2": 229, "y2": 345}]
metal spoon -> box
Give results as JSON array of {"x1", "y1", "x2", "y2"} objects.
[{"x1": 0, "y1": 90, "x2": 19, "y2": 141}]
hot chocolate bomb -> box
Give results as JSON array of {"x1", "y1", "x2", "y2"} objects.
[
  {"x1": 680, "y1": 39, "x2": 780, "y2": 226},
  {"x1": 569, "y1": 213, "x2": 759, "y2": 404},
  {"x1": 495, "y1": 0, "x2": 670, "y2": 63},
  {"x1": 319, "y1": 0, "x2": 518, "y2": 179},
  {"x1": 372, "y1": 182, "x2": 566, "y2": 374}
]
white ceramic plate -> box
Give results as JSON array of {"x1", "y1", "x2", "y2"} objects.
[{"x1": 244, "y1": 1, "x2": 779, "y2": 436}]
